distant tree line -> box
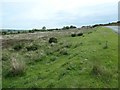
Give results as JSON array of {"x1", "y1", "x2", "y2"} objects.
[
  {"x1": 62, "y1": 25, "x2": 77, "y2": 30},
  {"x1": 1, "y1": 30, "x2": 30, "y2": 35},
  {"x1": 1, "y1": 21, "x2": 119, "y2": 35}
]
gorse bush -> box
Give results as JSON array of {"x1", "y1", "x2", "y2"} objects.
[
  {"x1": 77, "y1": 32, "x2": 83, "y2": 36},
  {"x1": 13, "y1": 44, "x2": 23, "y2": 51},
  {"x1": 2, "y1": 31, "x2": 7, "y2": 35},
  {"x1": 71, "y1": 33, "x2": 76, "y2": 37},
  {"x1": 71, "y1": 32, "x2": 84, "y2": 37},
  {"x1": 26, "y1": 44, "x2": 38, "y2": 51},
  {"x1": 29, "y1": 30, "x2": 34, "y2": 33},
  {"x1": 49, "y1": 37, "x2": 57, "y2": 43}
]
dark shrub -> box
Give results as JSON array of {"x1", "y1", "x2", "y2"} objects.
[
  {"x1": 13, "y1": 44, "x2": 23, "y2": 51},
  {"x1": 71, "y1": 33, "x2": 76, "y2": 37},
  {"x1": 17, "y1": 31, "x2": 20, "y2": 34},
  {"x1": 77, "y1": 32, "x2": 83, "y2": 36},
  {"x1": 29, "y1": 30, "x2": 34, "y2": 33},
  {"x1": 2, "y1": 31, "x2": 7, "y2": 35},
  {"x1": 26, "y1": 44, "x2": 38, "y2": 51},
  {"x1": 49, "y1": 37, "x2": 57, "y2": 43}
]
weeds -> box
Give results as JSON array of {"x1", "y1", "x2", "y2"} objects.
[
  {"x1": 59, "y1": 42, "x2": 64, "y2": 45},
  {"x1": 88, "y1": 32, "x2": 92, "y2": 34},
  {"x1": 103, "y1": 41, "x2": 108, "y2": 49},
  {"x1": 63, "y1": 43, "x2": 72, "y2": 48},
  {"x1": 58, "y1": 69, "x2": 69, "y2": 80},
  {"x1": 47, "y1": 82, "x2": 55, "y2": 88},
  {"x1": 50, "y1": 56, "x2": 57, "y2": 62},
  {"x1": 66, "y1": 64, "x2": 76, "y2": 70},
  {"x1": 2, "y1": 53, "x2": 9, "y2": 61},
  {"x1": 73, "y1": 42, "x2": 83, "y2": 48},
  {"x1": 59, "y1": 48, "x2": 69, "y2": 55},
  {"x1": 45, "y1": 49, "x2": 53, "y2": 55},
  {"x1": 91, "y1": 64, "x2": 112, "y2": 83},
  {"x1": 91, "y1": 65, "x2": 102, "y2": 76}
]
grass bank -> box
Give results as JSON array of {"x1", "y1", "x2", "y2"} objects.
[{"x1": 2, "y1": 27, "x2": 118, "y2": 88}]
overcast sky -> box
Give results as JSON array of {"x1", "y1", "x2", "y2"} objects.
[{"x1": 0, "y1": 0, "x2": 119, "y2": 29}]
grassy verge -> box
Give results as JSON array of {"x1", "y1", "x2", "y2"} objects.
[{"x1": 2, "y1": 27, "x2": 118, "y2": 88}]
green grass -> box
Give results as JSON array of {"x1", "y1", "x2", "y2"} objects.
[{"x1": 2, "y1": 27, "x2": 118, "y2": 88}]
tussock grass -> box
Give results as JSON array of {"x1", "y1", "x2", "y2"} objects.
[
  {"x1": 49, "y1": 37, "x2": 57, "y2": 43},
  {"x1": 4, "y1": 55, "x2": 26, "y2": 77},
  {"x1": 10, "y1": 58, "x2": 25, "y2": 75}
]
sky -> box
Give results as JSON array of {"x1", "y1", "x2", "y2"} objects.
[{"x1": 0, "y1": 0, "x2": 119, "y2": 29}]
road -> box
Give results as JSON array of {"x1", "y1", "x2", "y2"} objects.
[{"x1": 105, "y1": 26, "x2": 119, "y2": 34}]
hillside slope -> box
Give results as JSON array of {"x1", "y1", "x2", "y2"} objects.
[{"x1": 2, "y1": 27, "x2": 118, "y2": 88}]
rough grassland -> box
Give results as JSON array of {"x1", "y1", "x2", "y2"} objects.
[{"x1": 2, "y1": 27, "x2": 118, "y2": 88}]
